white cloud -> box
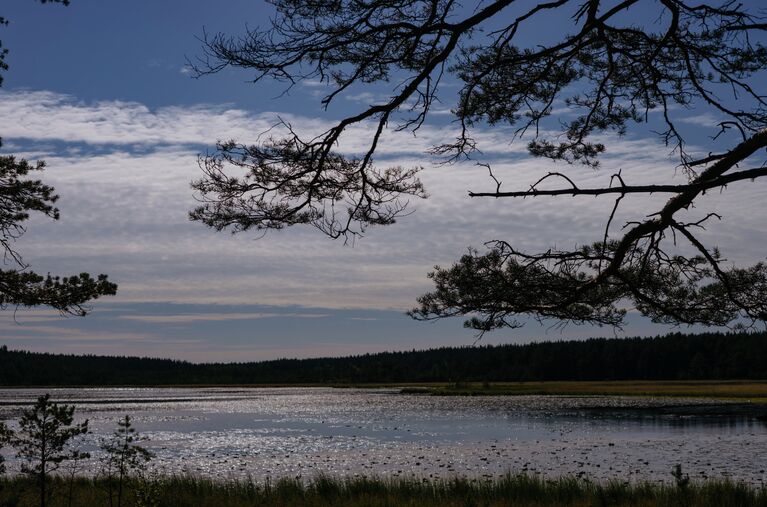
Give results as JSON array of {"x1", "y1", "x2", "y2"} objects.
[
  {"x1": 677, "y1": 112, "x2": 724, "y2": 125},
  {"x1": 344, "y1": 91, "x2": 379, "y2": 103},
  {"x1": 1, "y1": 89, "x2": 765, "y2": 319},
  {"x1": 299, "y1": 79, "x2": 329, "y2": 88},
  {"x1": 0, "y1": 90, "x2": 535, "y2": 158},
  {"x1": 119, "y1": 312, "x2": 330, "y2": 323}
]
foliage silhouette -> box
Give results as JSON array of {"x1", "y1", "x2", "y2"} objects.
[
  {"x1": 3, "y1": 473, "x2": 767, "y2": 507},
  {"x1": 672, "y1": 464, "x2": 690, "y2": 490},
  {"x1": 0, "y1": 419, "x2": 10, "y2": 475},
  {"x1": 64, "y1": 448, "x2": 89, "y2": 507},
  {"x1": 1, "y1": 331, "x2": 766, "y2": 385},
  {"x1": 0, "y1": 0, "x2": 116, "y2": 316},
  {"x1": 100, "y1": 415, "x2": 154, "y2": 507},
  {"x1": 191, "y1": 0, "x2": 767, "y2": 332},
  {"x1": 8, "y1": 394, "x2": 89, "y2": 507}
]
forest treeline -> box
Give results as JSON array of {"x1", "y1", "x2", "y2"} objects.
[{"x1": 1, "y1": 331, "x2": 766, "y2": 386}]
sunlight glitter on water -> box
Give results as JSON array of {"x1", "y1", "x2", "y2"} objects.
[{"x1": 0, "y1": 387, "x2": 764, "y2": 484}]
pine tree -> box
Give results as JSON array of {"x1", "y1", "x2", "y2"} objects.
[
  {"x1": 9, "y1": 394, "x2": 89, "y2": 507},
  {"x1": 101, "y1": 415, "x2": 154, "y2": 507}
]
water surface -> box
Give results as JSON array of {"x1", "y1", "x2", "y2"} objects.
[{"x1": 0, "y1": 387, "x2": 763, "y2": 484}]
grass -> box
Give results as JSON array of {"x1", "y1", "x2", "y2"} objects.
[
  {"x1": 1, "y1": 473, "x2": 766, "y2": 507},
  {"x1": 6, "y1": 380, "x2": 767, "y2": 401},
  {"x1": 398, "y1": 380, "x2": 767, "y2": 400}
]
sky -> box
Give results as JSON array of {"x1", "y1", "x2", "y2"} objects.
[{"x1": 0, "y1": 0, "x2": 765, "y2": 362}]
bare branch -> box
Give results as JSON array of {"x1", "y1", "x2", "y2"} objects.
[{"x1": 469, "y1": 166, "x2": 767, "y2": 198}]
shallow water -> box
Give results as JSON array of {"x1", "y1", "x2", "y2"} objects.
[{"x1": 0, "y1": 387, "x2": 764, "y2": 484}]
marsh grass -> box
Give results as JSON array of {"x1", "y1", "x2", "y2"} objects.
[
  {"x1": 399, "y1": 380, "x2": 767, "y2": 400},
  {"x1": 1, "y1": 473, "x2": 766, "y2": 507}
]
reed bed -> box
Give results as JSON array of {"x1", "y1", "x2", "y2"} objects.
[
  {"x1": 400, "y1": 380, "x2": 767, "y2": 399},
  {"x1": 1, "y1": 473, "x2": 766, "y2": 507}
]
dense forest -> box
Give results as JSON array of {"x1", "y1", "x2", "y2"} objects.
[{"x1": 1, "y1": 331, "x2": 766, "y2": 386}]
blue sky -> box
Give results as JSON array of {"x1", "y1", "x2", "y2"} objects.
[{"x1": 0, "y1": 0, "x2": 765, "y2": 361}]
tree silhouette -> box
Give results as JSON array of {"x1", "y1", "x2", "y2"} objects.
[
  {"x1": 0, "y1": 420, "x2": 10, "y2": 475},
  {"x1": 9, "y1": 394, "x2": 89, "y2": 507},
  {"x1": 191, "y1": 0, "x2": 767, "y2": 332},
  {"x1": 100, "y1": 415, "x2": 154, "y2": 507},
  {"x1": 0, "y1": 0, "x2": 116, "y2": 316}
]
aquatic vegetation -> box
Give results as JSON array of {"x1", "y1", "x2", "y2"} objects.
[
  {"x1": 1, "y1": 387, "x2": 764, "y2": 484},
  {"x1": 1, "y1": 473, "x2": 767, "y2": 506},
  {"x1": 402, "y1": 380, "x2": 767, "y2": 400},
  {"x1": 0, "y1": 392, "x2": 764, "y2": 506}
]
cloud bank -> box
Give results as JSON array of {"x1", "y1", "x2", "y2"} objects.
[{"x1": 1, "y1": 89, "x2": 764, "y2": 358}]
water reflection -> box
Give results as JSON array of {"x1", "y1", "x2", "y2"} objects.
[
  {"x1": 555, "y1": 408, "x2": 767, "y2": 431},
  {"x1": 0, "y1": 388, "x2": 764, "y2": 485}
]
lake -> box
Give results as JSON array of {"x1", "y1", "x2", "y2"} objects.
[{"x1": 0, "y1": 387, "x2": 764, "y2": 484}]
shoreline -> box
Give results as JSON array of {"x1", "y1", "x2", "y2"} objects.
[
  {"x1": 1, "y1": 472, "x2": 765, "y2": 507},
  {"x1": 3, "y1": 380, "x2": 767, "y2": 401}
]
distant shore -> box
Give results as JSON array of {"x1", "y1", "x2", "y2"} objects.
[
  {"x1": 3, "y1": 331, "x2": 767, "y2": 386},
  {"x1": 398, "y1": 379, "x2": 767, "y2": 400},
  {"x1": 4, "y1": 379, "x2": 767, "y2": 399}
]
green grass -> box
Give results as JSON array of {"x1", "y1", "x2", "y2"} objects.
[
  {"x1": 398, "y1": 380, "x2": 767, "y2": 400},
  {"x1": 1, "y1": 473, "x2": 766, "y2": 507}
]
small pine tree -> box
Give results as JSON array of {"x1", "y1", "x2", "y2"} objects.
[
  {"x1": 0, "y1": 420, "x2": 11, "y2": 475},
  {"x1": 100, "y1": 415, "x2": 154, "y2": 507},
  {"x1": 672, "y1": 464, "x2": 690, "y2": 489},
  {"x1": 9, "y1": 394, "x2": 89, "y2": 507}
]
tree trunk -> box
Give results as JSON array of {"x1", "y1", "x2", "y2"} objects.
[{"x1": 40, "y1": 437, "x2": 47, "y2": 507}]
